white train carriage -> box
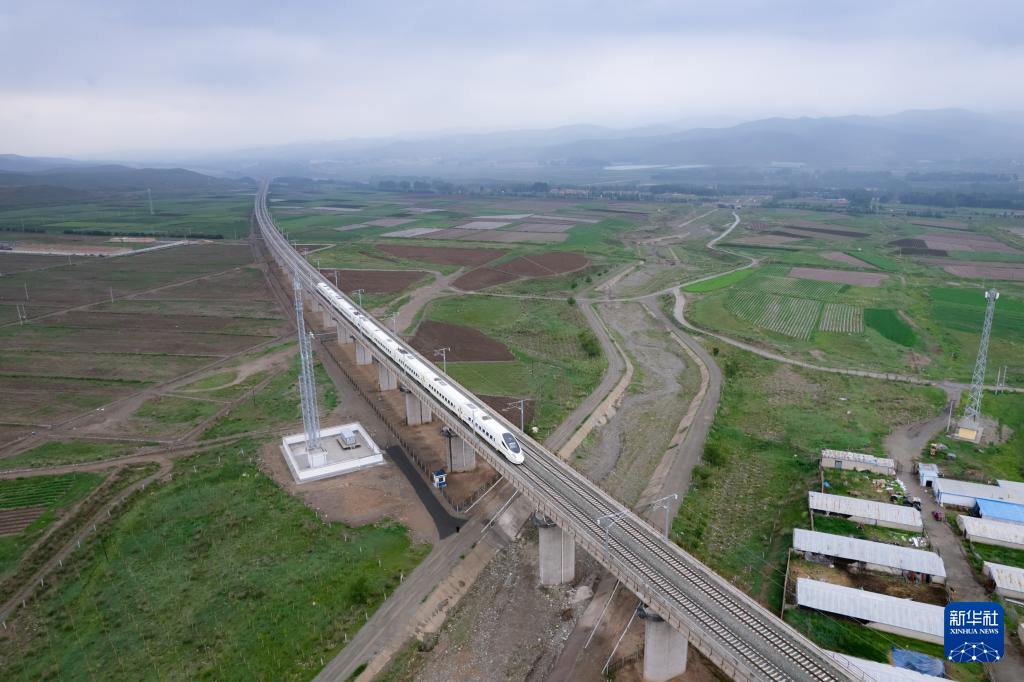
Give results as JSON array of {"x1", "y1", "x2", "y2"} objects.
[{"x1": 313, "y1": 282, "x2": 524, "y2": 465}]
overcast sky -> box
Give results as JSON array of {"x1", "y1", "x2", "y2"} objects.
[{"x1": 1, "y1": 1, "x2": 1021, "y2": 156}]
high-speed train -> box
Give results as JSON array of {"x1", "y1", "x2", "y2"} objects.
[{"x1": 315, "y1": 282, "x2": 525, "y2": 464}]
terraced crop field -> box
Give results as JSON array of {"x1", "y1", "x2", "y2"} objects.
[
  {"x1": 757, "y1": 276, "x2": 845, "y2": 300},
  {"x1": 0, "y1": 476, "x2": 78, "y2": 509},
  {"x1": 727, "y1": 291, "x2": 822, "y2": 339},
  {"x1": 819, "y1": 303, "x2": 864, "y2": 333}
]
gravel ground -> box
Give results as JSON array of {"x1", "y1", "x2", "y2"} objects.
[
  {"x1": 572, "y1": 302, "x2": 699, "y2": 506},
  {"x1": 410, "y1": 528, "x2": 596, "y2": 682}
]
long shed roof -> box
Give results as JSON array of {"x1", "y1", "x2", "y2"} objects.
[
  {"x1": 934, "y1": 478, "x2": 1024, "y2": 504},
  {"x1": 808, "y1": 492, "x2": 923, "y2": 530},
  {"x1": 793, "y1": 529, "x2": 945, "y2": 577},
  {"x1": 958, "y1": 515, "x2": 1024, "y2": 547},
  {"x1": 796, "y1": 578, "x2": 944, "y2": 638},
  {"x1": 821, "y1": 449, "x2": 895, "y2": 470},
  {"x1": 984, "y1": 562, "x2": 1024, "y2": 594}
]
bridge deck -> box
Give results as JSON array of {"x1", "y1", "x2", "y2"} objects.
[{"x1": 254, "y1": 183, "x2": 869, "y2": 682}]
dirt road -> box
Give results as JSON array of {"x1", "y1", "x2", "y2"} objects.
[{"x1": 885, "y1": 413, "x2": 1024, "y2": 681}]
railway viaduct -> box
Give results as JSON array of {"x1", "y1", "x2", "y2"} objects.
[{"x1": 255, "y1": 182, "x2": 874, "y2": 682}]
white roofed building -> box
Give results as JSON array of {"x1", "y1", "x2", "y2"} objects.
[
  {"x1": 917, "y1": 463, "x2": 938, "y2": 489},
  {"x1": 820, "y1": 449, "x2": 896, "y2": 476},
  {"x1": 933, "y1": 478, "x2": 1024, "y2": 509},
  {"x1": 983, "y1": 562, "x2": 1024, "y2": 601},
  {"x1": 808, "y1": 492, "x2": 923, "y2": 532},
  {"x1": 957, "y1": 515, "x2": 1024, "y2": 551},
  {"x1": 795, "y1": 578, "x2": 944, "y2": 644},
  {"x1": 793, "y1": 529, "x2": 945, "y2": 583}
]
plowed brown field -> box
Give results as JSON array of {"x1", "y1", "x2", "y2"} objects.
[
  {"x1": 452, "y1": 252, "x2": 590, "y2": 291},
  {"x1": 376, "y1": 244, "x2": 506, "y2": 266},
  {"x1": 409, "y1": 320, "x2": 514, "y2": 361}
]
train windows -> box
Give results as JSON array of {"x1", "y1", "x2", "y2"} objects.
[{"x1": 502, "y1": 433, "x2": 521, "y2": 453}]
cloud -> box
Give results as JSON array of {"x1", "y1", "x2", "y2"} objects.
[{"x1": 1, "y1": 1, "x2": 1022, "y2": 155}]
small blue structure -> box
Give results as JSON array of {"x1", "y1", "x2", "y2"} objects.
[
  {"x1": 976, "y1": 498, "x2": 1024, "y2": 525},
  {"x1": 432, "y1": 468, "x2": 447, "y2": 489},
  {"x1": 891, "y1": 648, "x2": 944, "y2": 677}
]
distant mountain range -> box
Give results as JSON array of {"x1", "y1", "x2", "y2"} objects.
[
  {"x1": 0, "y1": 163, "x2": 241, "y2": 191},
  {"x1": 196, "y1": 109, "x2": 1024, "y2": 175},
  {"x1": 0, "y1": 162, "x2": 249, "y2": 208},
  {"x1": 5, "y1": 110, "x2": 1024, "y2": 187}
]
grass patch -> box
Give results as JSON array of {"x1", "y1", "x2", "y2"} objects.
[
  {"x1": 0, "y1": 472, "x2": 104, "y2": 579},
  {"x1": 970, "y1": 542, "x2": 1024, "y2": 569},
  {"x1": 682, "y1": 268, "x2": 754, "y2": 292},
  {"x1": 810, "y1": 514, "x2": 922, "y2": 546},
  {"x1": 180, "y1": 370, "x2": 237, "y2": 391},
  {"x1": 671, "y1": 344, "x2": 945, "y2": 607},
  {"x1": 0, "y1": 440, "x2": 141, "y2": 470},
  {"x1": 922, "y1": 392, "x2": 1024, "y2": 481},
  {"x1": 784, "y1": 610, "x2": 984, "y2": 681},
  {"x1": 199, "y1": 356, "x2": 335, "y2": 440},
  {"x1": 0, "y1": 442, "x2": 429, "y2": 681},
  {"x1": 126, "y1": 395, "x2": 223, "y2": 438},
  {"x1": 864, "y1": 308, "x2": 917, "y2": 347}
]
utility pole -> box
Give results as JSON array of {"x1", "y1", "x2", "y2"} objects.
[
  {"x1": 109, "y1": 287, "x2": 114, "y2": 303},
  {"x1": 996, "y1": 365, "x2": 1008, "y2": 394},
  {"x1": 648, "y1": 493, "x2": 679, "y2": 538},
  {"x1": 597, "y1": 510, "x2": 630, "y2": 560},
  {"x1": 434, "y1": 347, "x2": 450, "y2": 374},
  {"x1": 23, "y1": 282, "x2": 28, "y2": 301},
  {"x1": 353, "y1": 289, "x2": 364, "y2": 307},
  {"x1": 505, "y1": 399, "x2": 526, "y2": 431},
  {"x1": 147, "y1": 188, "x2": 155, "y2": 215}
]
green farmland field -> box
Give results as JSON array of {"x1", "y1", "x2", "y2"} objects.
[
  {"x1": 864, "y1": 308, "x2": 917, "y2": 347},
  {"x1": 0, "y1": 443, "x2": 429, "y2": 681},
  {"x1": 0, "y1": 472, "x2": 104, "y2": 579},
  {"x1": 683, "y1": 268, "x2": 754, "y2": 292}
]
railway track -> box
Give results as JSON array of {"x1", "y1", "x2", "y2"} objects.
[{"x1": 253, "y1": 183, "x2": 870, "y2": 681}]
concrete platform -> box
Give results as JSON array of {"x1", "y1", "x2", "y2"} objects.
[{"x1": 281, "y1": 422, "x2": 384, "y2": 483}]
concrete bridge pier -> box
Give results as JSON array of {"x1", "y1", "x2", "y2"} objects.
[
  {"x1": 378, "y1": 363, "x2": 397, "y2": 391},
  {"x1": 404, "y1": 390, "x2": 433, "y2": 425},
  {"x1": 443, "y1": 430, "x2": 476, "y2": 472},
  {"x1": 322, "y1": 309, "x2": 335, "y2": 328},
  {"x1": 336, "y1": 322, "x2": 353, "y2": 344},
  {"x1": 639, "y1": 605, "x2": 687, "y2": 682},
  {"x1": 355, "y1": 341, "x2": 373, "y2": 365},
  {"x1": 534, "y1": 513, "x2": 575, "y2": 586}
]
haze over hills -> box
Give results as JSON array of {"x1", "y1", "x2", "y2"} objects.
[
  {"x1": 4, "y1": 110, "x2": 1024, "y2": 187},
  {"x1": 184, "y1": 109, "x2": 1024, "y2": 178}
]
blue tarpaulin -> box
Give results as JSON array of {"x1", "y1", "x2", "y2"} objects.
[
  {"x1": 892, "y1": 648, "x2": 945, "y2": 677},
  {"x1": 976, "y1": 498, "x2": 1024, "y2": 525}
]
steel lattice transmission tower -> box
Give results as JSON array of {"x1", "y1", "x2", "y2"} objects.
[
  {"x1": 293, "y1": 277, "x2": 324, "y2": 454},
  {"x1": 957, "y1": 288, "x2": 999, "y2": 441}
]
